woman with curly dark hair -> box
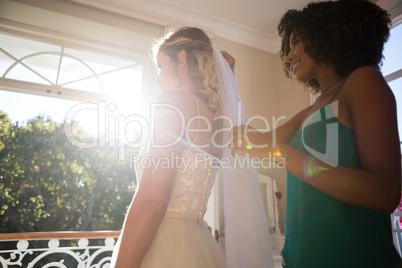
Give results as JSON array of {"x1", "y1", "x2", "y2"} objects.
[{"x1": 230, "y1": 0, "x2": 402, "y2": 267}]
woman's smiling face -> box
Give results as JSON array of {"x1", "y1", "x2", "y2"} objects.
[{"x1": 285, "y1": 32, "x2": 318, "y2": 82}]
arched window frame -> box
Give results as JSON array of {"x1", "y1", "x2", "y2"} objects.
[{"x1": 0, "y1": 19, "x2": 151, "y2": 103}]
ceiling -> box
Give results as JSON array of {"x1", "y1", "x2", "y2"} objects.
[{"x1": 71, "y1": 0, "x2": 402, "y2": 53}]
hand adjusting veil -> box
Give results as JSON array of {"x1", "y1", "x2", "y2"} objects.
[{"x1": 212, "y1": 46, "x2": 274, "y2": 268}]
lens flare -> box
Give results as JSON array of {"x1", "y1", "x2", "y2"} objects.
[
  {"x1": 303, "y1": 157, "x2": 329, "y2": 178},
  {"x1": 273, "y1": 150, "x2": 282, "y2": 157}
]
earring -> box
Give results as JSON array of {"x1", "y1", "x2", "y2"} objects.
[{"x1": 174, "y1": 79, "x2": 183, "y2": 88}]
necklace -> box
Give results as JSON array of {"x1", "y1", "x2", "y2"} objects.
[
  {"x1": 320, "y1": 77, "x2": 346, "y2": 94},
  {"x1": 300, "y1": 77, "x2": 347, "y2": 130}
]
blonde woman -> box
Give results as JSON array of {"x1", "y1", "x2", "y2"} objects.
[{"x1": 111, "y1": 27, "x2": 273, "y2": 268}]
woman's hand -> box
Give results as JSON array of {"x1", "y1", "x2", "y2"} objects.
[
  {"x1": 230, "y1": 125, "x2": 281, "y2": 160},
  {"x1": 221, "y1": 51, "x2": 236, "y2": 72}
]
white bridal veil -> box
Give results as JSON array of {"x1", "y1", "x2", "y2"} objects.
[{"x1": 212, "y1": 46, "x2": 274, "y2": 268}]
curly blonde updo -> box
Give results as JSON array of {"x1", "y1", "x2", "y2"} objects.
[{"x1": 152, "y1": 27, "x2": 223, "y2": 139}]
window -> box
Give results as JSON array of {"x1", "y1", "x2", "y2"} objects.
[
  {"x1": 0, "y1": 31, "x2": 145, "y2": 233},
  {"x1": 383, "y1": 22, "x2": 402, "y2": 257},
  {"x1": 383, "y1": 23, "x2": 402, "y2": 147},
  {"x1": 0, "y1": 31, "x2": 148, "y2": 135},
  {"x1": 0, "y1": 32, "x2": 143, "y2": 101}
]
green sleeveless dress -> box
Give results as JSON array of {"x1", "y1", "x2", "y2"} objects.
[{"x1": 281, "y1": 82, "x2": 401, "y2": 267}]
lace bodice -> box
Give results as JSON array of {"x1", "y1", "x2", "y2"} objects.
[{"x1": 136, "y1": 147, "x2": 219, "y2": 227}]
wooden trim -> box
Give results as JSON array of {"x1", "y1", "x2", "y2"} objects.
[
  {"x1": 385, "y1": 69, "x2": 402, "y2": 83},
  {"x1": 0, "y1": 231, "x2": 121, "y2": 241}
]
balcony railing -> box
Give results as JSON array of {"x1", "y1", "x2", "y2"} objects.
[
  {"x1": 0, "y1": 231, "x2": 121, "y2": 268},
  {"x1": 1, "y1": 222, "x2": 399, "y2": 268}
]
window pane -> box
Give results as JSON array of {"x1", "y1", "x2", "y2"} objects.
[
  {"x1": 0, "y1": 89, "x2": 101, "y2": 138},
  {"x1": 0, "y1": 89, "x2": 79, "y2": 124},
  {"x1": 0, "y1": 89, "x2": 144, "y2": 139},
  {"x1": 0, "y1": 50, "x2": 14, "y2": 77},
  {"x1": 382, "y1": 24, "x2": 402, "y2": 76},
  {"x1": 64, "y1": 48, "x2": 136, "y2": 73},
  {"x1": 22, "y1": 54, "x2": 61, "y2": 84},
  {"x1": 0, "y1": 33, "x2": 144, "y2": 99},
  {"x1": 63, "y1": 76, "x2": 102, "y2": 94},
  {"x1": 6, "y1": 63, "x2": 51, "y2": 85},
  {"x1": 59, "y1": 56, "x2": 96, "y2": 85},
  {"x1": 0, "y1": 90, "x2": 137, "y2": 233},
  {"x1": 0, "y1": 33, "x2": 61, "y2": 59},
  {"x1": 389, "y1": 77, "x2": 402, "y2": 149},
  {"x1": 100, "y1": 66, "x2": 142, "y2": 98}
]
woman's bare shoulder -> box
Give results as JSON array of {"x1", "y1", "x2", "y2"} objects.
[
  {"x1": 158, "y1": 90, "x2": 197, "y2": 105},
  {"x1": 345, "y1": 66, "x2": 394, "y2": 104},
  {"x1": 346, "y1": 66, "x2": 387, "y2": 90}
]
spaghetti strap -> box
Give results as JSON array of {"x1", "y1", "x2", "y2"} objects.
[
  {"x1": 184, "y1": 91, "x2": 201, "y2": 144},
  {"x1": 329, "y1": 76, "x2": 349, "y2": 103}
]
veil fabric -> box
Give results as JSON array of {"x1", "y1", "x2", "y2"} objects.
[{"x1": 212, "y1": 46, "x2": 274, "y2": 268}]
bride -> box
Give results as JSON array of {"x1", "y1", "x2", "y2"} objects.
[{"x1": 110, "y1": 27, "x2": 274, "y2": 268}]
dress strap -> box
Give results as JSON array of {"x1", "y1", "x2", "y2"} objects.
[
  {"x1": 329, "y1": 75, "x2": 349, "y2": 103},
  {"x1": 184, "y1": 91, "x2": 200, "y2": 145}
]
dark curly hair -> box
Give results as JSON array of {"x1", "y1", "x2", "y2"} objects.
[{"x1": 277, "y1": 0, "x2": 391, "y2": 92}]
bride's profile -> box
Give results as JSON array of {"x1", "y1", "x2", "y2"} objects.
[{"x1": 110, "y1": 27, "x2": 273, "y2": 268}]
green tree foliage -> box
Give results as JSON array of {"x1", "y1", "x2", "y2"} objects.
[{"x1": 0, "y1": 111, "x2": 136, "y2": 233}]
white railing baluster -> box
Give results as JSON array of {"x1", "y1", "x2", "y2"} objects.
[{"x1": 0, "y1": 231, "x2": 120, "y2": 268}]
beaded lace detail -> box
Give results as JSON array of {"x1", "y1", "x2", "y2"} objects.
[{"x1": 136, "y1": 147, "x2": 219, "y2": 227}]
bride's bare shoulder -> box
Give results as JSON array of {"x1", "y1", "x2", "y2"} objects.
[{"x1": 157, "y1": 90, "x2": 211, "y2": 118}]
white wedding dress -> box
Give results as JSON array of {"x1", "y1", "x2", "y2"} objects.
[
  {"x1": 111, "y1": 45, "x2": 274, "y2": 268},
  {"x1": 112, "y1": 146, "x2": 226, "y2": 267}
]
